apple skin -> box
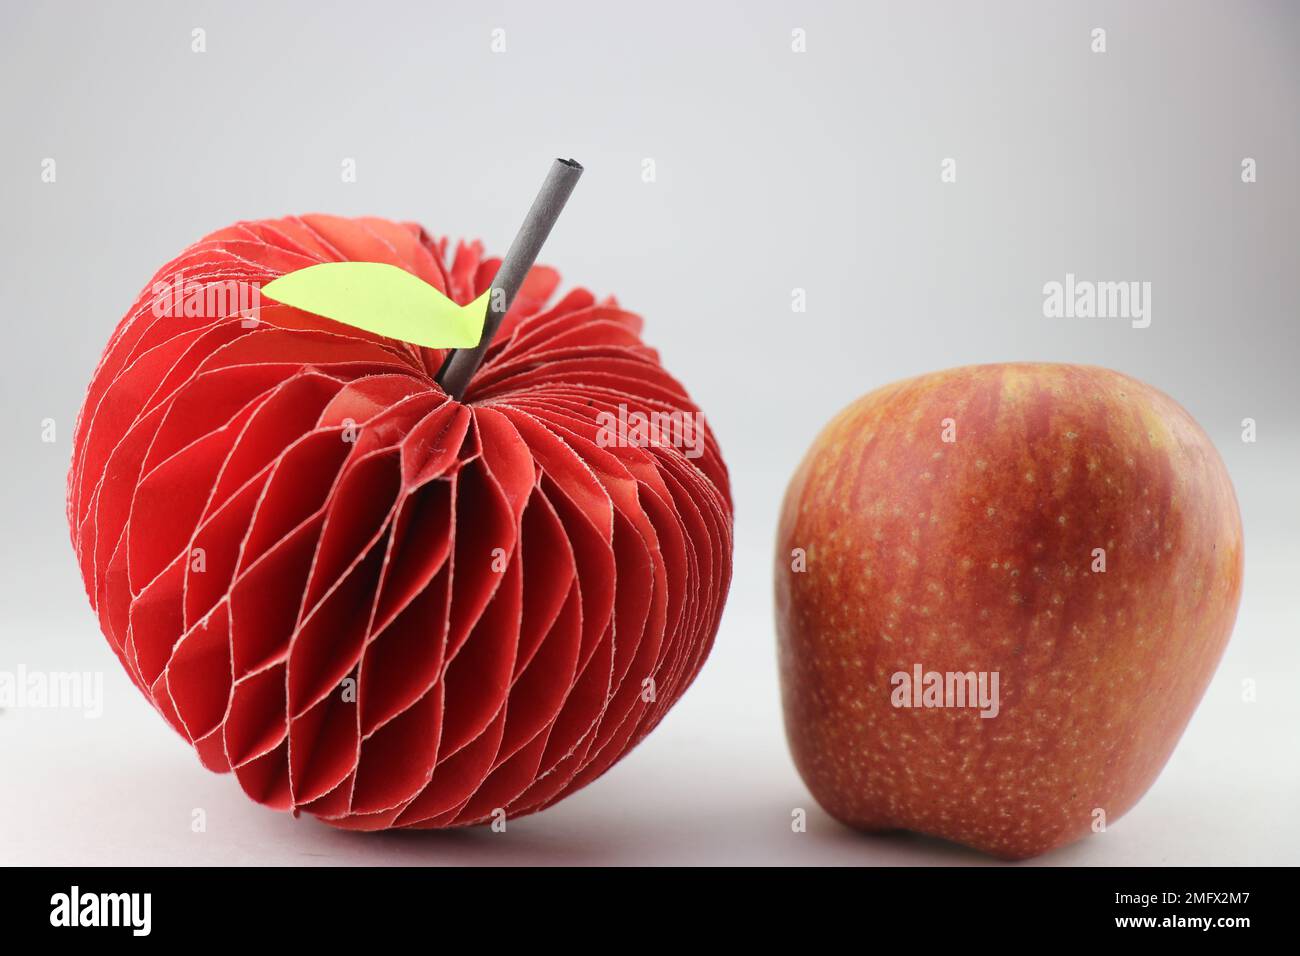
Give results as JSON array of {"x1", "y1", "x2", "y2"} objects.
[{"x1": 775, "y1": 363, "x2": 1243, "y2": 860}]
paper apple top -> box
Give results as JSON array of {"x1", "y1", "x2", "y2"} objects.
[
  {"x1": 259, "y1": 261, "x2": 493, "y2": 349},
  {"x1": 67, "y1": 214, "x2": 733, "y2": 829}
]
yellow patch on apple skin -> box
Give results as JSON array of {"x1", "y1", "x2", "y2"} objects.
[{"x1": 775, "y1": 362, "x2": 1243, "y2": 860}]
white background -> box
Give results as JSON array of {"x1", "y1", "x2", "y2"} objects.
[{"x1": 2, "y1": 0, "x2": 1297, "y2": 865}]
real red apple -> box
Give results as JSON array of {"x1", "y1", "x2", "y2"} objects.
[{"x1": 775, "y1": 363, "x2": 1243, "y2": 859}]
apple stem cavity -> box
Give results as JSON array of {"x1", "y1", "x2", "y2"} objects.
[{"x1": 437, "y1": 157, "x2": 583, "y2": 401}]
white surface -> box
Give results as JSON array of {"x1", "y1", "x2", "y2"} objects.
[{"x1": 3, "y1": 530, "x2": 1296, "y2": 867}]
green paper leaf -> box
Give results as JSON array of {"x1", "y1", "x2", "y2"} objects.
[{"x1": 259, "y1": 262, "x2": 490, "y2": 349}]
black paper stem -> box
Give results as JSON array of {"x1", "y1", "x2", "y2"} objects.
[{"x1": 437, "y1": 157, "x2": 583, "y2": 400}]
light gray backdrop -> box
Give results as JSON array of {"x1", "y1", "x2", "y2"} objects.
[{"x1": 2, "y1": 0, "x2": 1296, "y2": 864}]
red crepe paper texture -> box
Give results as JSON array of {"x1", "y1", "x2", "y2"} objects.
[{"x1": 66, "y1": 215, "x2": 734, "y2": 829}]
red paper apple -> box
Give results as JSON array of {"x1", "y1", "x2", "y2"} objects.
[
  {"x1": 775, "y1": 363, "x2": 1242, "y2": 859},
  {"x1": 67, "y1": 214, "x2": 732, "y2": 829}
]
